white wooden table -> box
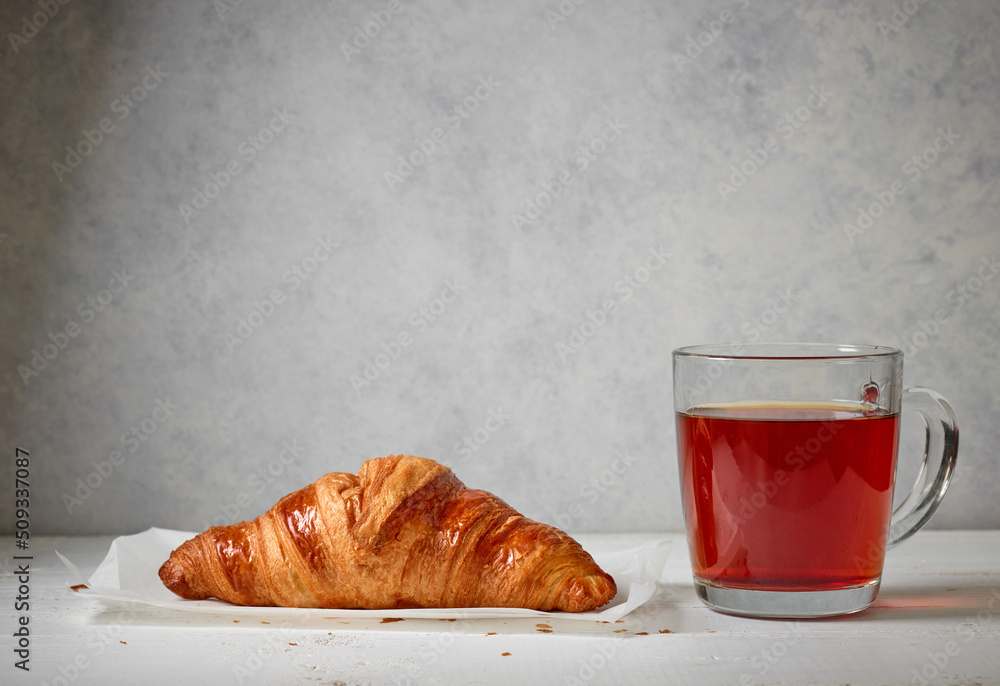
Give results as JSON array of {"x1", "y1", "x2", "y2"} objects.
[{"x1": 3, "y1": 531, "x2": 999, "y2": 685}]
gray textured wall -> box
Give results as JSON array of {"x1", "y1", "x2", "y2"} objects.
[{"x1": 2, "y1": 0, "x2": 998, "y2": 536}]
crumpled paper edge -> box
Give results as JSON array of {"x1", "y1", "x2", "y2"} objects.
[{"x1": 58, "y1": 527, "x2": 670, "y2": 622}]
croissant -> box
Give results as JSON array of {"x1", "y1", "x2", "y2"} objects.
[{"x1": 158, "y1": 455, "x2": 616, "y2": 612}]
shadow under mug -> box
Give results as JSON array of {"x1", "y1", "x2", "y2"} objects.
[{"x1": 673, "y1": 343, "x2": 959, "y2": 618}]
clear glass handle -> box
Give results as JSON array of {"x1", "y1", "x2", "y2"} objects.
[{"x1": 886, "y1": 387, "x2": 959, "y2": 549}]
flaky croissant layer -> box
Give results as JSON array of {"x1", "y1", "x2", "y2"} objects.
[{"x1": 159, "y1": 455, "x2": 617, "y2": 611}]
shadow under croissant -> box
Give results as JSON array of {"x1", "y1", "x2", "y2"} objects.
[{"x1": 81, "y1": 598, "x2": 674, "y2": 637}]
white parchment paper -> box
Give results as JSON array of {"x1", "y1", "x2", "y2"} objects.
[{"x1": 58, "y1": 528, "x2": 670, "y2": 622}]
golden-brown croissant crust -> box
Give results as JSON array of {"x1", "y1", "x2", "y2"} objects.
[{"x1": 158, "y1": 455, "x2": 616, "y2": 611}]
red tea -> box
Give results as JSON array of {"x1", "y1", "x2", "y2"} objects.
[{"x1": 676, "y1": 402, "x2": 900, "y2": 591}]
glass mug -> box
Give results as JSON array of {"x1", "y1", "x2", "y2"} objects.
[{"x1": 673, "y1": 343, "x2": 958, "y2": 618}]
